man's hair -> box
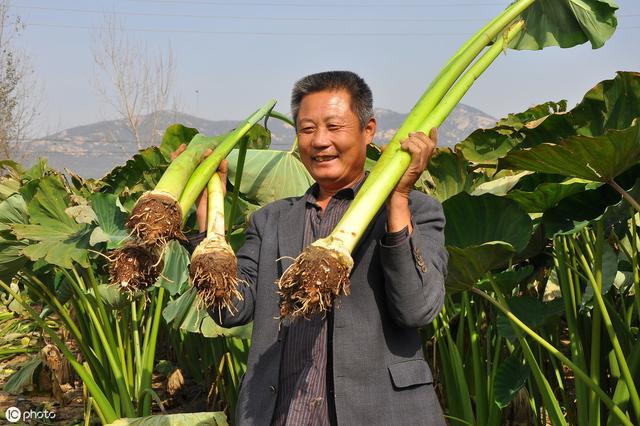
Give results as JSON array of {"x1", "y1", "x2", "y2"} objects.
[{"x1": 291, "y1": 71, "x2": 373, "y2": 129}]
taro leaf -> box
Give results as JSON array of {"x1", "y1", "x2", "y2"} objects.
[
  {"x1": 494, "y1": 354, "x2": 530, "y2": 409},
  {"x1": 90, "y1": 193, "x2": 129, "y2": 249},
  {"x1": 3, "y1": 356, "x2": 42, "y2": 395},
  {"x1": 443, "y1": 192, "x2": 532, "y2": 252},
  {"x1": 497, "y1": 296, "x2": 565, "y2": 338},
  {"x1": 509, "y1": 0, "x2": 618, "y2": 50},
  {"x1": 580, "y1": 239, "x2": 618, "y2": 306},
  {"x1": 201, "y1": 315, "x2": 253, "y2": 339},
  {"x1": 11, "y1": 176, "x2": 91, "y2": 269},
  {"x1": 457, "y1": 101, "x2": 566, "y2": 163},
  {"x1": 0, "y1": 196, "x2": 29, "y2": 280},
  {"x1": 0, "y1": 236, "x2": 27, "y2": 282},
  {"x1": 500, "y1": 124, "x2": 640, "y2": 182},
  {"x1": 0, "y1": 194, "x2": 28, "y2": 231},
  {"x1": 106, "y1": 412, "x2": 228, "y2": 426},
  {"x1": 163, "y1": 288, "x2": 252, "y2": 338},
  {"x1": 471, "y1": 171, "x2": 533, "y2": 197},
  {"x1": 100, "y1": 146, "x2": 168, "y2": 203},
  {"x1": 542, "y1": 168, "x2": 639, "y2": 237},
  {"x1": 159, "y1": 124, "x2": 199, "y2": 160},
  {"x1": 240, "y1": 124, "x2": 271, "y2": 149},
  {"x1": 0, "y1": 177, "x2": 20, "y2": 200},
  {"x1": 156, "y1": 241, "x2": 190, "y2": 296},
  {"x1": 477, "y1": 265, "x2": 535, "y2": 294},
  {"x1": 427, "y1": 148, "x2": 478, "y2": 202},
  {"x1": 226, "y1": 149, "x2": 314, "y2": 206},
  {"x1": 87, "y1": 284, "x2": 129, "y2": 310},
  {"x1": 446, "y1": 242, "x2": 515, "y2": 292},
  {"x1": 506, "y1": 179, "x2": 589, "y2": 213}
]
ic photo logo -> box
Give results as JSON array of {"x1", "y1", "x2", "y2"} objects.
[
  {"x1": 4, "y1": 406, "x2": 56, "y2": 423},
  {"x1": 4, "y1": 406, "x2": 21, "y2": 423}
]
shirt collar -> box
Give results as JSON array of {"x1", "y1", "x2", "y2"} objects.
[{"x1": 304, "y1": 171, "x2": 369, "y2": 206}]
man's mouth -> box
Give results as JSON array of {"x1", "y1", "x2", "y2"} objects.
[{"x1": 312, "y1": 155, "x2": 338, "y2": 163}]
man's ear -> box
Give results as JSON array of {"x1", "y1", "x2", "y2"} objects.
[{"x1": 365, "y1": 117, "x2": 376, "y2": 145}]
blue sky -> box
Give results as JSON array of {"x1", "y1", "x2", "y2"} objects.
[{"x1": 10, "y1": 0, "x2": 640, "y2": 136}]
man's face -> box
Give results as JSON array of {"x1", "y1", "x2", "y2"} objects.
[{"x1": 296, "y1": 89, "x2": 376, "y2": 192}]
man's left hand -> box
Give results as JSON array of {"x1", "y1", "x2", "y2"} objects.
[{"x1": 392, "y1": 128, "x2": 437, "y2": 200}]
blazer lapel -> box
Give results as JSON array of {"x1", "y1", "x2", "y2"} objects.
[{"x1": 277, "y1": 196, "x2": 307, "y2": 276}]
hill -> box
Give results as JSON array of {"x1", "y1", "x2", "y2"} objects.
[{"x1": 24, "y1": 105, "x2": 495, "y2": 178}]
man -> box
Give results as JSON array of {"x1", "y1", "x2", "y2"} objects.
[{"x1": 194, "y1": 71, "x2": 448, "y2": 425}]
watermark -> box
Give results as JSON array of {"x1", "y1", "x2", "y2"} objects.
[{"x1": 4, "y1": 406, "x2": 56, "y2": 423}]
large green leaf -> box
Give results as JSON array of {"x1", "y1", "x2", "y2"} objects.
[
  {"x1": 506, "y1": 178, "x2": 589, "y2": 212},
  {"x1": 0, "y1": 194, "x2": 28, "y2": 231},
  {"x1": 459, "y1": 72, "x2": 640, "y2": 164},
  {"x1": 11, "y1": 176, "x2": 91, "y2": 269},
  {"x1": 457, "y1": 101, "x2": 567, "y2": 163},
  {"x1": 159, "y1": 124, "x2": 199, "y2": 160},
  {"x1": 426, "y1": 148, "x2": 484, "y2": 202},
  {"x1": 100, "y1": 146, "x2": 168, "y2": 205},
  {"x1": 0, "y1": 176, "x2": 21, "y2": 200},
  {"x1": 89, "y1": 193, "x2": 129, "y2": 249},
  {"x1": 497, "y1": 296, "x2": 565, "y2": 338},
  {"x1": 3, "y1": 356, "x2": 42, "y2": 395},
  {"x1": 443, "y1": 192, "x2": 533, "y2": 252},
  {"x1": 510, "y1": 0, "x2": 618, "y2": 50},
  {"x1": 106, "y1": 412, "x2": 228, "y2": 426},
  {"x1": 471, "y1": 171, "x2": 533, "y2": 197},
  {"x1": 499, "y1": 124, "x2": 640, "y2": 182},
  {"x1": 494, "y1": 354, "x2": 530, "y2": 409},
  {"x1": 156, "y1": 241, "x2": 190, "y2": 296},
  {"x1": 163, "y1": 288, "x2": 252, "y2": 339},
  {"x1": 226, "y1": 149, "x2": 314, "y2": 206},
  {"x1": 446, "y1": 242, "x2": 516, "y2": 292}
]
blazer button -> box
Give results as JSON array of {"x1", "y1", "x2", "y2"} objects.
[{"x1": 269, "y1": 385, "x2": 277, "y2": 393}]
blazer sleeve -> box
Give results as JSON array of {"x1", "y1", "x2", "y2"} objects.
[
  {"x1": 378, "y1": 192, "x2": 448, "y2": 328},
  {"x1": 209, "y1": 211, "x2": 261, "y2": 328}
]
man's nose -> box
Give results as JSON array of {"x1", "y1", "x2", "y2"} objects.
[{"x1": 311, "y1": 126, "x2": 332, "y2": 149}]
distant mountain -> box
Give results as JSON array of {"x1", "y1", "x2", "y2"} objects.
[{"x1": 25, "y1": 105, "x2": 495, "y2": 178}]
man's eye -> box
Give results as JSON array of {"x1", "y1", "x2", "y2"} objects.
[
  {"x1": 300, "y1": 127, "x2": 315, "y2": 134},
  {"x1": 327, "y1": 124, "x2": 341, "y2": 131}
]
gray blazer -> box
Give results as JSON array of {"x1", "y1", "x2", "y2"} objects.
[{"x1": 216, "y1": 189, "x2": 448, "y2": 426}]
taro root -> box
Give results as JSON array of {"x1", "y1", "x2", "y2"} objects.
[{"x1": 109, "y1": 243, "x2": 162, "y2": 293}]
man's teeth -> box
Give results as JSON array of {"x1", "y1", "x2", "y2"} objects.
[{"x1": 315, "y1": 156, "x2": 336, "y2": 162}]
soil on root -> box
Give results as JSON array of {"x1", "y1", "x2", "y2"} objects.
[
  {"x1": 127, "y1": 193, "x2": 185, "y2": 247},
  {"x1": 190, "y1": 248, "x2": 242, "y2": 313},
  {"x1": 277, "y1": 245, "x2": 350, "y2": 319},
  {"x1": 109, "y1": 244, "x2": 162, "y2": 293}
]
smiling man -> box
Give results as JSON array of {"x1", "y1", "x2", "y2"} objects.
[{"x1": 205, "y1": 71, "x2": 448, "y2": 425}]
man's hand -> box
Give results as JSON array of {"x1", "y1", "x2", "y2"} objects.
[
  {"x1": 385, "y1": 128, "x2": 437, "y2": 234},
  {"x1": 392, "y1": 128, "x2": 437, "y2": 200},
  {"x1": 170, "y1": 144, "x2": 227, "y2": 233}
]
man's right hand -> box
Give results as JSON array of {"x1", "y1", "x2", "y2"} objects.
[{"x1": 170, "y1": 144, "x2": 228, "y2": 233}]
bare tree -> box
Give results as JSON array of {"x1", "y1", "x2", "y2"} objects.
[
  {"x1": 0, "y1": 0, "x2": 38, "y2": 161},
  {"x1": 91, "y1": 15, "x2": 177, "y2": 151}
]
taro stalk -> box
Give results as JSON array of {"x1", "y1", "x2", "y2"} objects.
[
  {"x1": 126, "y1": 99, "x2": 276, "y2": 247},
  {"x1": 278, "y1": 0, "x2": 619, "y2": 318},
  {"x1": 189, "y1": 172, "x2": 242, "y2": 313}
]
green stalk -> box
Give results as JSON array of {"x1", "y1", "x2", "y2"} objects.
[
  {"x1": 464, "y1": 292, "x2": 487, "y2": 426},
  {"x1": 154, "y1": 134, "x2": 225, "y2": 200},
  {"x1": 179, "y1": 99, "x2": 276, "y2": 221},
  {"x1": 333, "y1": 21, "x2": 524, "y2": 253},
  {"x1": 589, "y1": 304, "x2": 602, "y2": 426},
  {"x1": 608, "y1": 179, "x2": 640, "y2": 213},
  {"x1": 488, "y1": 279, "x2": 567, "y2": 426},
  {"x1": 0, "y1": 279, "x2": 119, "y2": 423},
  {"x1": 631, "y1": 215, "x2": 640, "y2": 324},
  {"x1": 579, "y1": 223, "x2": 640, "y2": 419},
  {"x1": 139, "y1": 287, "x2": 166, "y2": 416},
  {"x1": 227, "y1": 137, "x2": 248, "y2": 237},
  {"x1": 207, "y1": 173, "x2": 226, "y2": 237},
  {"x1": 556, "y1": 237, "x2": 589, "y2": 426},
  {"x1": 131, "y1": 300, "x2": 143, "y2": 396},
  {"x1": 471, "y1": 286, "x2": 633, "y2": 426}
]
